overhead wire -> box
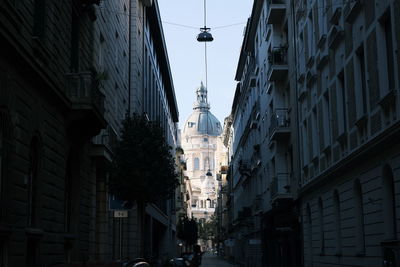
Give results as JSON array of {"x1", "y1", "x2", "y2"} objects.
[{"x1": 88, "y1": 0, "x2": 361, "y2": 32}]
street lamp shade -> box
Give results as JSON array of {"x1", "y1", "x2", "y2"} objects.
[{"x1": 197, "y1": 28, "x2": 214, "y2": 42}]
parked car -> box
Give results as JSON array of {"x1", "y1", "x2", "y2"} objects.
[
  {"x1": 123, "y1": 258, "x2": 149, "y2": 267},
  {"x1": 165, "y1": 257, "x2": 190, "y2": 267}
]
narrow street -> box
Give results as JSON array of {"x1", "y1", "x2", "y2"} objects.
[{"x1": 201, "y1": 253, "x2": 237, "y2": 267}]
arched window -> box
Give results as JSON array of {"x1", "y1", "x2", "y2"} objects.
[
  {"x1": 353, "y1": 179, "x2": 365, "y2": 255},
  {"x1": 27, "y1": 137, "x2": 41, "y2": 227},
  {"x1": 65, "y1": 154, "x2": 73, "y2": 233},
  {"x1": 333, "y1": 190, "x2": 342, "y2": 255},
  {"x1": 0, "y1": 131, "x2": 3, "y2": 202},
  {"x1": 318, "y1": 198, "x2": 324, "y2": 255},
  {"x1": 0, "y1": 109, "x2": 14, "y2": 221},
  {"x1": 26, "y1": 136, "x2": 42, "y2": 267},
  {"x1": 194, "y1": 158, "x2": 199, "y2": 170},
  {"x1": 382, "y1": 164, "x2": 396, "y2": 240},
  {"x1": 306, "y1": 204, "x2": 313, "y2": 267}
]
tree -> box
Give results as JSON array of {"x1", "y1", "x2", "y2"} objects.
[
  {"x1": 198, "y1": 215, "x2": 217, "y2": 242},
  {"x1": 109, "y1": 113, "x2": 180, "y2": 256},
  {"x1": 177, "y1": 215, "x2": 199, "y2": 246},
  {"x1": 109, "y1": 113, "x2": 179, "y2": 204}
]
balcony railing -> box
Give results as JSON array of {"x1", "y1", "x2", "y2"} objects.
[
  {"x1": 266, "y1": 0, "x2": 286, "y2": 24},
  {"x1": 269, "y1": 108, "x2": 290, "y2": 140},
  {"x1": 270, "y1": 173, "x2": 290, "y2": 201},
  {"x1": 91, "y1": 125, "x2": 119, "y2": 161},
  {"x1": 267, "y1": 46, "x2": 288, "y2": 81},
  {"x1": 65, "y1": 71, "x2": 106, "y2": 139},
  {"x1": 65, "y1": 71, "x2": 105, "y2": 116}
]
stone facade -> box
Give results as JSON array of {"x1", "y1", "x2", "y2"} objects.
[
  {"x1": 0, "y1": 0, "x2": 179, "y2": 265},
  {"x1": 0, "y1": 0, "x2": 108, "y2": 265},
  {"x1": 226, "y1": 0, "x2": 400, "y2": 266},
  {"x1": 290, "y1": 0, "x2": 400, "y2": 266}
]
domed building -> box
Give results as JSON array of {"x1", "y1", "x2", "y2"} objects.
[{"x1": 181, "y1": 82, "x2": 223, "y2": 222}]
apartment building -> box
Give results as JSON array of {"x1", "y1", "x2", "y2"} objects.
[
  {"x1": 0, "y1": 0, "x2": 179, "y2": 265},
  {"x1": 227, "y1": 0, "x2": 301, "y2": 266},
  {"x1": 129, "y1": 0, "x2": 180, "y2": 260},
  {"x1": 290, "y1": 0, "x2": 400, "y2": 266},
  {"x1": 227, "y1": 0, "x2": 400, "y2": 266},
  {"x1": 0, "y1": 0, "x2": 109, "y2": 265}
]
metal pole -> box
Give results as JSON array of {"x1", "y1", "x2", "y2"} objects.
[{"x1": 119, "y1": 218, "x2": 123, "y2": 259}]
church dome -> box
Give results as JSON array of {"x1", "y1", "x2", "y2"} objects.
[{"x1": 182, "y1": 82, "x2": 222, "y2": 137}]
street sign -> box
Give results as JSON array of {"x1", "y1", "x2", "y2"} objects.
[
  {"x1": 249, "y1": 239, "x2": 261, "y2": 245},
  {"x1": 109, "y1": 195, "x2": 133, "y2": 210},
  {"x1": 114, "y1": 210, "x2": 128, "y2": 218}
]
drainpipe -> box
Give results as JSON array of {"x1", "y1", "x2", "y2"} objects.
[
  {"x1": 128, "y1": 0, "x2": 132, "y2": 115},
  {"x1": 142, "y1": 3, "x2": 145, "y2": 115}
]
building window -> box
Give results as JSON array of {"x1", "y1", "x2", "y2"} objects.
[
  {"x1": 27, "y1": 137, "x2": 40, "y2": 228},
  {"x1": 0, "y1": 132, "x2": 3, "y2": 204},
  {"x1": 318, "y1": 198, "x2": 324, "y2": 255},
  {"x1": 0, "y1": 238, "x2": 7, "y2": 267},
  {"x1": 306, "y1": 204, "x2": 313, "y2": 267},
  {"x1": 0, "y1": 109, "x2": 13, "y2": 222},
  {"x1": 26, "y1": 137, "x2": 41, "y2": 267},
  {"x1": 64, "y1": 155, "x2": 73, "y2": 233},
  {"x1": 353, "y1": 179, "x2": 365, "y2": 255},
  {"x1": 333, "y1": 190, "x2": 342, "y2": 255},
  {"x1": 203, "y1": 157, "x2": 214, "y2": 171},
  {"x1": 379, "y1": 11, "x2": 395, "y2": 93},
  {"x1": 382, "y1": 164, "x2": 396, "y2": 240},
  {"x1": 355, "y1": 45, "x2": 368, "y2": 116},
  {"x1": 33, "y1": 0, "x2": 46, "y2": 39},
  {"x1": 70, "y1": 6, "x2": 80, "y2": 72},
  {"x1": 193, "y1": 158, "x2": 199, "y2": 170},
  {"x1": 337, "y1": 71, "x2": 347, "y2": 135}
]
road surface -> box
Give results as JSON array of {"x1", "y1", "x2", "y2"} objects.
[{"x1": 200, "y1": 253, "x2": 237, "y2": 267}]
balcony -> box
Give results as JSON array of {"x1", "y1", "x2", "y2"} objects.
[
  {"x1": 266, "y1": 0, "x2": 286, "y2": 24},
  {"x1": 328, "y1": 25, "x2": 344, "y2": 49},
  {"x1": 267, "y1": 46, "x2": 288, "y2": 81},
  {"x1": 269, "y1": 108, "x2": 290, "y2": 141},
  {"x1": 344, "y1": 0, "x2": 363, "y2": 23},
  {"x1": 90, "y1": 125, "x2": 118, "y2": 162},
  {"x1": 316, "y1": 50, "x2": 329, "y2": 70},
  {"x1": 270, "y1": 173, "x2": 291, "y2": 202},
  {"x1": 65, "y1": 72, "x2": 106, "y2": 140}
]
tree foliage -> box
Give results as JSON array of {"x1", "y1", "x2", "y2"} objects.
[
  {"x1": 109, "y1": 113, "x2": 179, "y2": 204},
  {"x1": 198, "y1": 215, "x2": 217, "y2": 241},
  {"x1": 177, "y1": 215, "x2": 198, "y2": 246}
]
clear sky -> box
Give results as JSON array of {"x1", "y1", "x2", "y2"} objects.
[{"x1": 158, "y1": 1, "x2": 253, "y2": 129}]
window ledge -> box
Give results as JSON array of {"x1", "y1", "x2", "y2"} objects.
[{"x1": 25, "y1": 227, "x2": 44, "y2": 238}]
